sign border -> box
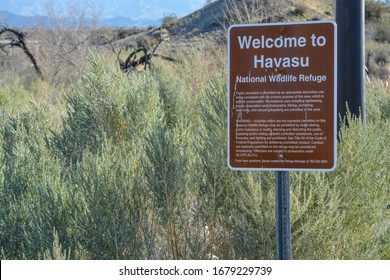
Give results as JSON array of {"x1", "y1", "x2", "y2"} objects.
[{"x1": 227, "y1": 20, "x2": 337, "y2": 172}]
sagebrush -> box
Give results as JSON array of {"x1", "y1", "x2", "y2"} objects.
[{"x1": 0, "y1": 51, "x2": 389, "y2": 260}]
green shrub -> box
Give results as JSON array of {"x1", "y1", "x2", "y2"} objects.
[
  {"x1": 154, "y1": 66, "x2": 187, "y2": 130},
  {"x1": 162, "y1": 13, "x2": 179, "y2": 29},
  {"x1": 366, "y1": 0, "x2": 386, "y2": 22},
  {"x1": 0, "y1": 111, "x2": 71, "y2": 259},
  {"x1": 142, "y1": 124, "x2": 190, "y2": 259},
  {"x1": 66, "y1": 141, "x2": 144, "y2": 259},
  {"x1": 192, "y1": 74, "x2": 236, "y2": 259},
  {"x1": 0, "y1": 87, "x2": 8, "y2": 107},
  {"x1": 49, "y1": 55, "x2": 162, "y2": 166},
  {"x1": 366, "y1": 80, "x2": 390, "y2": 120},
  {"x1": 0, "y1": 48, "x2": 389, "y2": 260},
  {"x1": 333, "y1": 116, "x2": 389, "y2": 259}
]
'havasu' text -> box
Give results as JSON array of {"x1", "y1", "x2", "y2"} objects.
[{"x1": 236, "y1": 34, "x2": 327, "y2": 69}]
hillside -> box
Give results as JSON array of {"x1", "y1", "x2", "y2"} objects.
[
  {"x1": 164, "y1": 0, "x2": 388, "y2": 79},
  {"x1": 169, "y1": 0, "x2": 334, "y2": 37},
  {"x1": 1, "y1": 0, "x2": 389, "y2": 82},
  {"x1": 106, "y1": 0, "x2": 338, "y2": 62}
]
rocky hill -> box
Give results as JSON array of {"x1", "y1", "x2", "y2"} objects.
[
  {"x1": 163, "y1": 0, "x2": 388, "y2": 79},
  {"x1": 169, "y1": 0, "x2": 335, "y2": 38}
]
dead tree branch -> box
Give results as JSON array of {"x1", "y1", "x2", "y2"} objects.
[
  {"x1": 0, "y1": 27, "x2": 44, "y2": 80},
  {"x1": 105, "y1": 32, "x2": 181, "y2": 73}
]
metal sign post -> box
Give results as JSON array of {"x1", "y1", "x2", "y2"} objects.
[
  {"x1": 275, "y1": 171, "x2": 291, "y2": 260},
  {"x1": 228, "y1": 21, "x2": 336, "y2": 260}
]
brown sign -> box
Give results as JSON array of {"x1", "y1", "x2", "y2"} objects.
[{"x1": 228, "y1": 21, "x2": 336, "y2": 171}]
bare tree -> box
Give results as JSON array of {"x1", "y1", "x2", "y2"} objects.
[
  {"x1": 31, "y1": 1, "x2": 102, "y2": 84},
  {"x1": 0, "y1": 27, "x2": 44, "y2": 80},
  {"x1": 105, "y1": 28, "x2": 181, "y2": 73}
]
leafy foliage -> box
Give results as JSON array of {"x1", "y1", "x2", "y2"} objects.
[{"x1": 0, "y1": 50, "x2": 389, "y2": 260}]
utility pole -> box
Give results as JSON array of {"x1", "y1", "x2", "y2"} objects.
[{"x1": 336, "y1": 0, "x2": 366, "y2": 131}]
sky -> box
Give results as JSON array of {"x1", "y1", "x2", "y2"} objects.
[{"x1": 0, "y1": 0, "x2": 209, "y2": 20}]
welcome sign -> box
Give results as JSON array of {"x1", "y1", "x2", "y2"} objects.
[{"x1": 228, "y1": 21, "x2": 337, "y2": 171}]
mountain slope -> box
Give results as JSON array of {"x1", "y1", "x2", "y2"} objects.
[{"x1": 170, "y1": 0, "x2": 335, "y2": 37}]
